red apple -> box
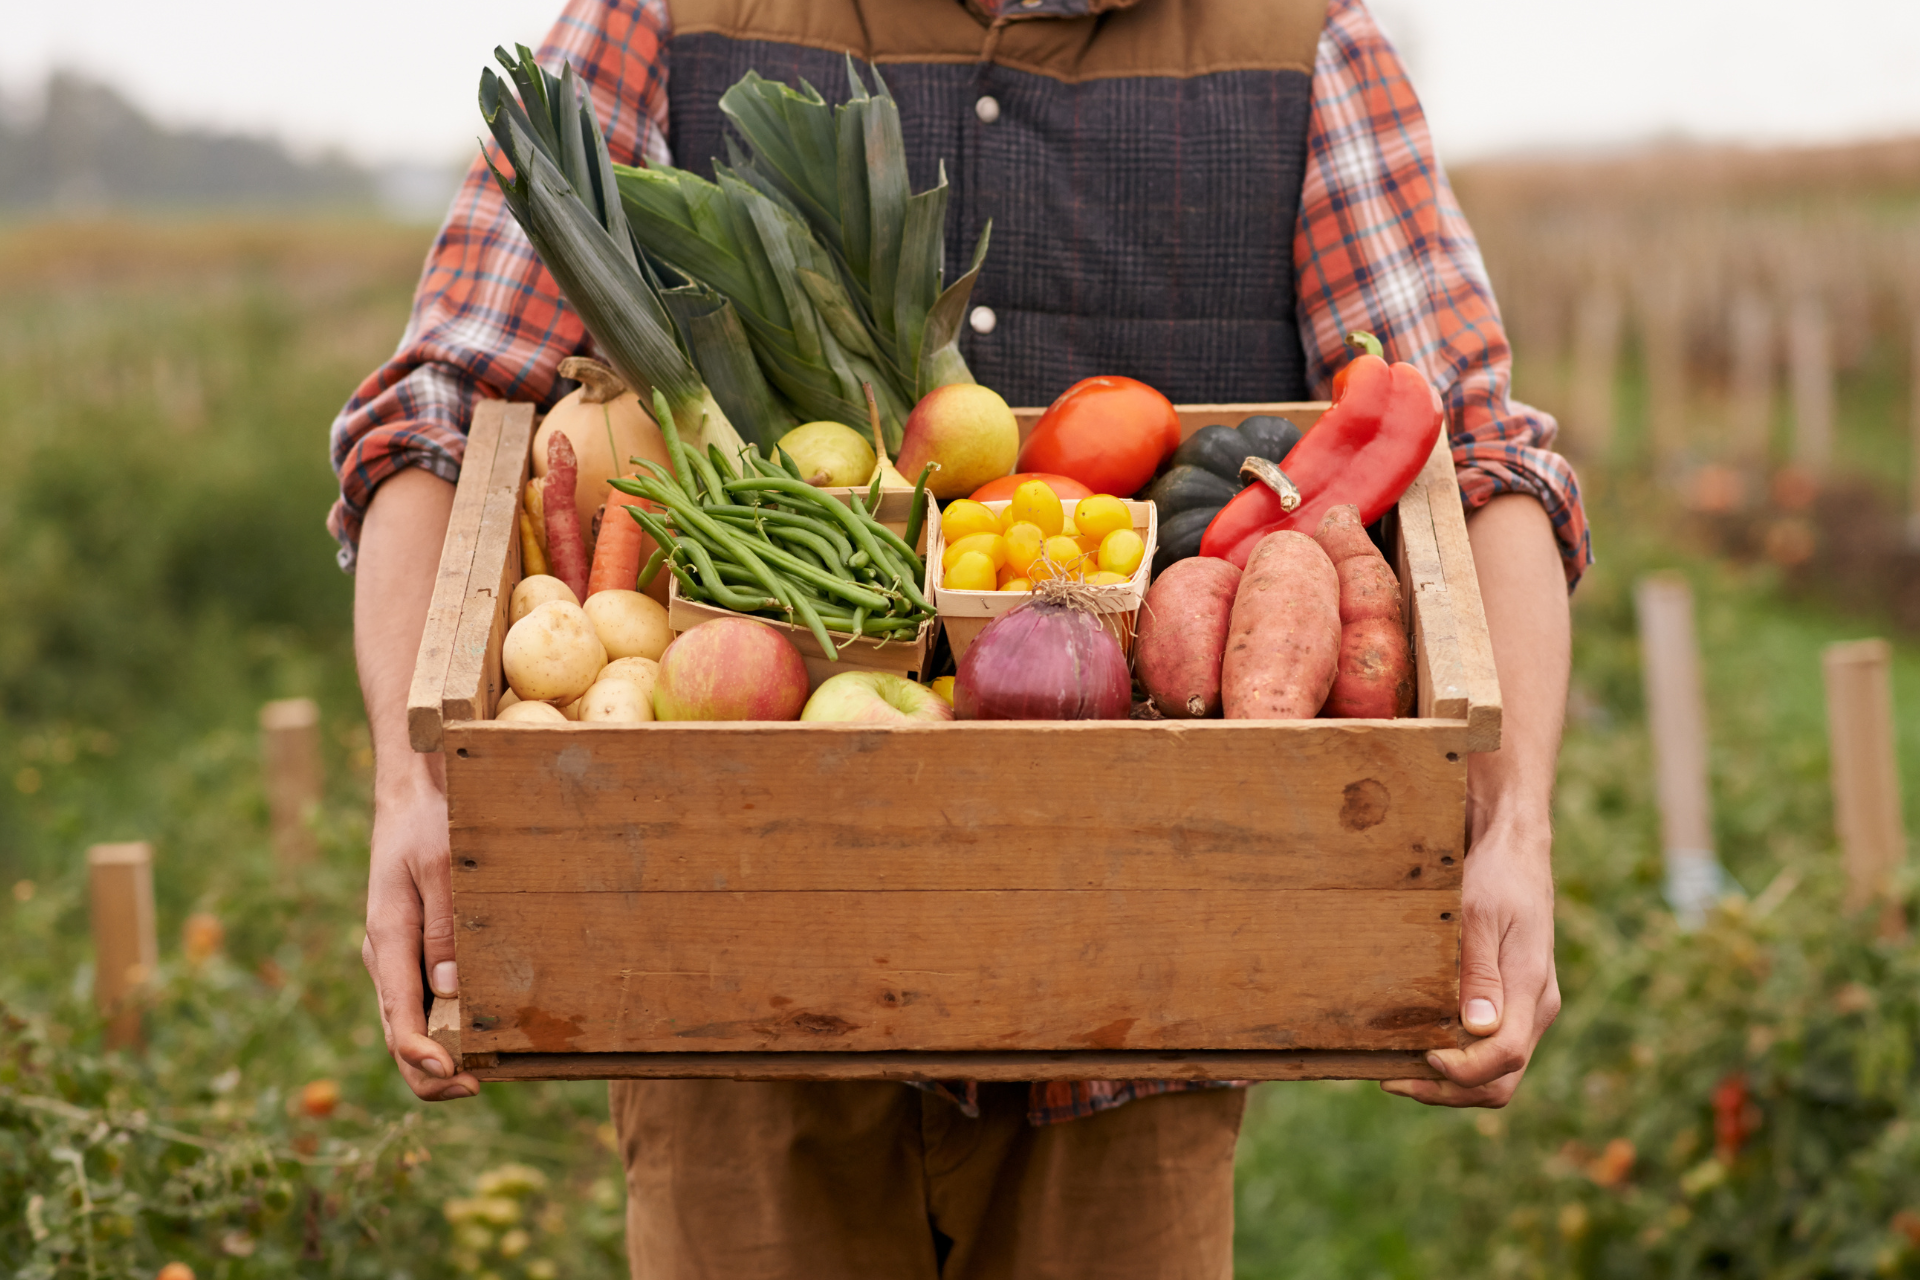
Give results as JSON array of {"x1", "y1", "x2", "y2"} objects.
[
  {"x1": 801, "y1": 672, "x2": 954, "y2": 724},
  {"x1": 652, "y1": 618, "x2": 809, "y2": 721}
]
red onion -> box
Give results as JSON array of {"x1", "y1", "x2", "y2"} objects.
[{"x1": 953, "y1": 580, "x2": 1132, "y2": 721}]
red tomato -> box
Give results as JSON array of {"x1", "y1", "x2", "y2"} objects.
[
  {"x1": 967, "y1": 472, "x2": 1094, "y2": 504},
  {"x1": 1016, "y1": 377, "x2": 1179, "y2": 498}
]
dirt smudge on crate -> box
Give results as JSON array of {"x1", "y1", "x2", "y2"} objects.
[
  {"x1": 1077, "y1": 1017, "x2": 1137, "y2": 1049},
  {"x1": 514, "y1": 1006, "x2": 586, "y2": 1051},
  {"x1": 1339, "y1": 779, "x2": 1390, "y2": 831}
]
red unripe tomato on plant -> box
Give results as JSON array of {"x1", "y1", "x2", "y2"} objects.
[
  {"x1": 1016, "y1": 376, "x2": 1179, "y2": 499},
  {"x1": 966, "y1": 472, "x2": 1094, "y2": 505}
]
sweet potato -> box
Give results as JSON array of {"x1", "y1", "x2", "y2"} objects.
[
  {"x1": 1136, "y1": 557, "x2": 1242, "y2": 718},
  {"x1": 1221, "y1": 532, "x2": 1340, "y2": 719},
  {"x1": 1313, "y1": 504, "x2": 1414, "y2": 718}
]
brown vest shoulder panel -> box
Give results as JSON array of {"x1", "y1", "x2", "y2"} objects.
[{"x1": 666, "y1": 0, "x2": 1327, "y2": 82}]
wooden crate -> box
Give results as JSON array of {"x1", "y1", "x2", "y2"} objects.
[{"x1": 408, "y1": 400, "x2": 1501, "y2": 1084}]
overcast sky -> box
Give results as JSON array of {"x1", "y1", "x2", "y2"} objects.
[{"x1": 6, "y1": 0, "x2": 1920, "y2": 167}]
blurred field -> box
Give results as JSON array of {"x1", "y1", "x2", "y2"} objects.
[{"x1": 3, "y1": 142, "x2": 1920, "y2": 1275}]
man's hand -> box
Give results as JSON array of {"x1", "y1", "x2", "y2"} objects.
[
  {"x1": 362, "y1": 771, "x2": 477, "y2": 1100},
  {"x1": 1383, "y1": 493, "x2": 1570, "y2": 1108},
  {"x1": 354, "y1": 467, "x2": 478, "y2": 1102}
]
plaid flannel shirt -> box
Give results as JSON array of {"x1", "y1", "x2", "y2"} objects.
[{"x1": 330, "y1": 0, "x2": 1590, "y2": 1125}]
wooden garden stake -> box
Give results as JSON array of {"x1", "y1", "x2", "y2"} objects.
[
  {"x1": 1568, "y1": 287, "x2": 1622, "y2": 456},
  {"x1": 1634, "y1": 574, "x2": 1729, "y2": 928},
  {"x1": 1788, "y1": 296, "x2": 1834, "y2": 477},
  {"x1": 1907, "y1": 317, "x2": 1920, "y2": 549},
  {"x1": 88, "y1": 842, "x2": 157, "y2": 1050},
  {"x1": 1728, "y1": 292, "x2": 1773, "y2": 476},
  {"x1": 260, "y1": 698, "x2": 322, "y2": 866},
  {"x1": 1822, "y1": 640, "x2": 1907, "y2": 937}
]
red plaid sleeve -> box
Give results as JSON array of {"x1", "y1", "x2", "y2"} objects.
[
  {"x1": 1296, "y1": 0, "x2": 1592, "y2": 588},
  {"x1": 326, "y1": 0, "x2": 672, "y2": 570}
]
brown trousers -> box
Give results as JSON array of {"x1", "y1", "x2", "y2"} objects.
[{"x1": 609, "y1": 1080, "x2": 1246, "y2": 1279}]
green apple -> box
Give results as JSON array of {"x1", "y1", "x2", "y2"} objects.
[{"x1": 895, "y1": 384, "x2": 1018, "y2": 500}]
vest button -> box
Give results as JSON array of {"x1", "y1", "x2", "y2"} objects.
[
  {"x1": 974, "y1": 96, "x2": 1001, "y2": 124},
  {"x1": 969, "y1": 306, "x2": 998, "y2": 336}
]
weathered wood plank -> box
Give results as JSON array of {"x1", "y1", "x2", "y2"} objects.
[
  {"x1": 1398, "y1": 435, "x2": 1469, "y2": 725},
  {"x1": 443, "y1": 404, "x2": 535, "y2": 726},
  {"x1": 428, "y1": 995, "x2": 463, "y2": 1061},
  {"x1": 466, "y1": 1048, "x2": 1444, "y2": 1083},
  {"x1": 443, "y1": 719, "x2": 1466, "y2": 893},
  {"x1": 407, "y1": 401, "x2": 505, "y2": 753},
  {"x1": 454, "y1": 888, "x2": 1465, "y2": 1055}
]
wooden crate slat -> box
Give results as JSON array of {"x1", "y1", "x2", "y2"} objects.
[
  {"x1": 443, "y1": 404, "x2": 535, "y2": 727},
  {"x1": 445, "y1": 720, "x2": 1465, "y2": 893},
  {"x1": 454, "y1": 887, "x2": 1465, "y2": 1056},
  {"x1": 406, "y1": 400, "x2": 506, "y2": 753},
  {"x1": 462, "y1": 1048, "x2": 1444, "y2": 1083},
  {"x1": 1419, "y1": 438, "x2": 1503, "y2": 752}
]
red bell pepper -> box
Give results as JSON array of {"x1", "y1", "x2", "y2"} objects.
[{"x1": 1198, "y1": 332, "x2": 1443, "y2": 568}]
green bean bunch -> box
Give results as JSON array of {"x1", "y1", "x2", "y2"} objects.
[{"x1": 608, "y1": 391, "x2": 936, "y2": 659}]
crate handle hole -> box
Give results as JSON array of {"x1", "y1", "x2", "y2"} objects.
[
  {"x1": 1441, "y1": 856, "x2": 1455, "y2": 865},
  {"x1": 1440, "y1": 912, "x2": 1452, "y2": 920},
  {"x1": 1446, "y1": 752, "x2": 1459, "y2": 763},
  {"x1": 462, "y1": 859, "x2": 477, "y2": 869},
  {"x1": 456, "y1": 748, "x2": 470, "y2": 759}
]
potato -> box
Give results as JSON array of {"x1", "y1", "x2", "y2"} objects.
[
  {"x1": 560, "y1": 694, "x2": 585, "y2": 721},
  {"x1": 598, "y1": 656, "x2": 661, "y2": 706},
  {"x1": 1135, "y1": 557, "x2": 1241, "y2": 718},
  {"x1": 495, "y1": 699, "x2": 567, "y2": 725},
  {"x1": 578, "y1": 675, "x2": 655, "y2": 723},
  {"x1": 1313, "y1": 505, "x2": 1413, "y2": 718},
  {"x1": 495, "y1": 688, "x2": 522, "y2": 713},
  {"x1": 503, "y1": 600, "x2": 606, "y2": 703},
  {"x1": 1221, "y1": 531, "x2": 1340, "y2": 719},
  {"x1": 582, "y1": 589, "x2": 672, "y2": 661},
  {"x1": 511, "y1": 574, "x2": 580, "y2": 625}
]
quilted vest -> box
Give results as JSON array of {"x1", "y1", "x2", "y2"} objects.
[{"x1": 663, "y1": 0, "x2": 1327, "y2": 407}]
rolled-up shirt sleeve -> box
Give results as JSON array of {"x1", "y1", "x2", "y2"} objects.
[
  {"x1": 1293, "y1": 0, "x2": 1592, "y2": 587},
  {"x1": 327, "y1": 0, "x2": 673, "y2": 570}
]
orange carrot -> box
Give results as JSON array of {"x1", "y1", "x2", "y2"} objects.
[
  {"x1": 542, "y1": 431, "x2": 591, "y2": 601},
  {"x1": 588, "y1": 495, "x2": 647, "y2": 596}
]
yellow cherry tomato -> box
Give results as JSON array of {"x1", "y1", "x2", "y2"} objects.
[
  {"x1": 1001, "y1": 521, "x2": 1046, "y2": 576},
  {"x1": 1007, "y1": 480, "x2": 1064, "y2": 537},
  {"x1": 998, "y1": 577, "x2": 1033, "y2": 593},
  {"x1": 942, "y1": 532, "x2": 1007, "y2": 572},
  {"x1": 939, "y1": 499, "x2": 1000, "y2": 543},
  {"x1": 1086, "y1": 570, "x2": 1129, "y2": 585},
  {"x1": 1060, "y1": 514, "x2": 1078, "y2": 537},
  {"x1": 1098, "y1": 528, "x2": 1146, "y2": 577},
  {"x1": 1075, "y1": 534, "x2": 1104, "y2": 556},
  {"x1": 1074, "y1": 494, "x2": 1131, "y2": 542},
  {"x1": 929, "y1": 676, "x2": 956, "y2": 705},
  {"x1": 943, "y1": 550, "x2": 998, "y2": 592},
  {"x1": 1031, "y1": 535, "x2": 1089, "y2": 582}
]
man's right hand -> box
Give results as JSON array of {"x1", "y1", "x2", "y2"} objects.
[
  {"x1": 363, "y1": 769, "x2": 477, "y2": 1100},
  {"x1": 352, "y1": 467, "x2": 476, "y2": 1101}
]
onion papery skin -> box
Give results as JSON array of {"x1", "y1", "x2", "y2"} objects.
[{"x1": 953, "y1": 598, "x2": 1132, "y2": 721}]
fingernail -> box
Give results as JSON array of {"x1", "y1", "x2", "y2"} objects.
[
  {"x1": 431, "y1": 962, "x2": 458, "y2": 998},
  {"x1": 1465, "y1": 998, "x2": 1497, "y2": 1027},
  {"x1": 423, "y1": 1057, "x2": 449, "y2": 1079},
  {"x1": 1426, "y1": 1052, "x2": 1446, "y2": 1073},
  {"x1": 447, "y1": 1085, "x2": 474, "y2": 1099}
]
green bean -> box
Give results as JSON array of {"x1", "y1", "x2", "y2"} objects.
[
  {"x1": 767, "y1": 531, "x2": 831, "y2": 574},
  {"x1": 743, "y1": 539, "x2": 894, "y2": 611},
  {"x1": 679, "y1": 538, "x2": 780, "y2": 612},
  {"x1": 785, "y1": 591, "x2": 838, "y2": 658},
  {"x1": 688, "y1": 446, "x2": 731, "y2": 507},
  {"x1": 704, "y1": 506, "x2": 856, "y2": 562},
  {"x1": 775, "y1": 445, "x2": 806, "y2": 481},
  {"x1": 644, "y1": 486, "x2": 803, "y2": 615},
  {"x1": 767, "y1": 524, "x2": 849, "y2": 573},
  {"x1": 707, "y1": 443, "x2": 740, "y2": 484},
  {"x1": 636, "y1": 546, "x2": 669, "y2": 593},
  {"x1": 848, "y1": 549, "x2": 870, "y2": 570},
  {"x1": 651, "y1": 388, "x2": 699, "y2": 496},
  {"x1": 866, "y1": 470, "x2": 883, "y2": 513},
  {"x1": 903, "y1": 461, "x2": 936, "y2": 549}
]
